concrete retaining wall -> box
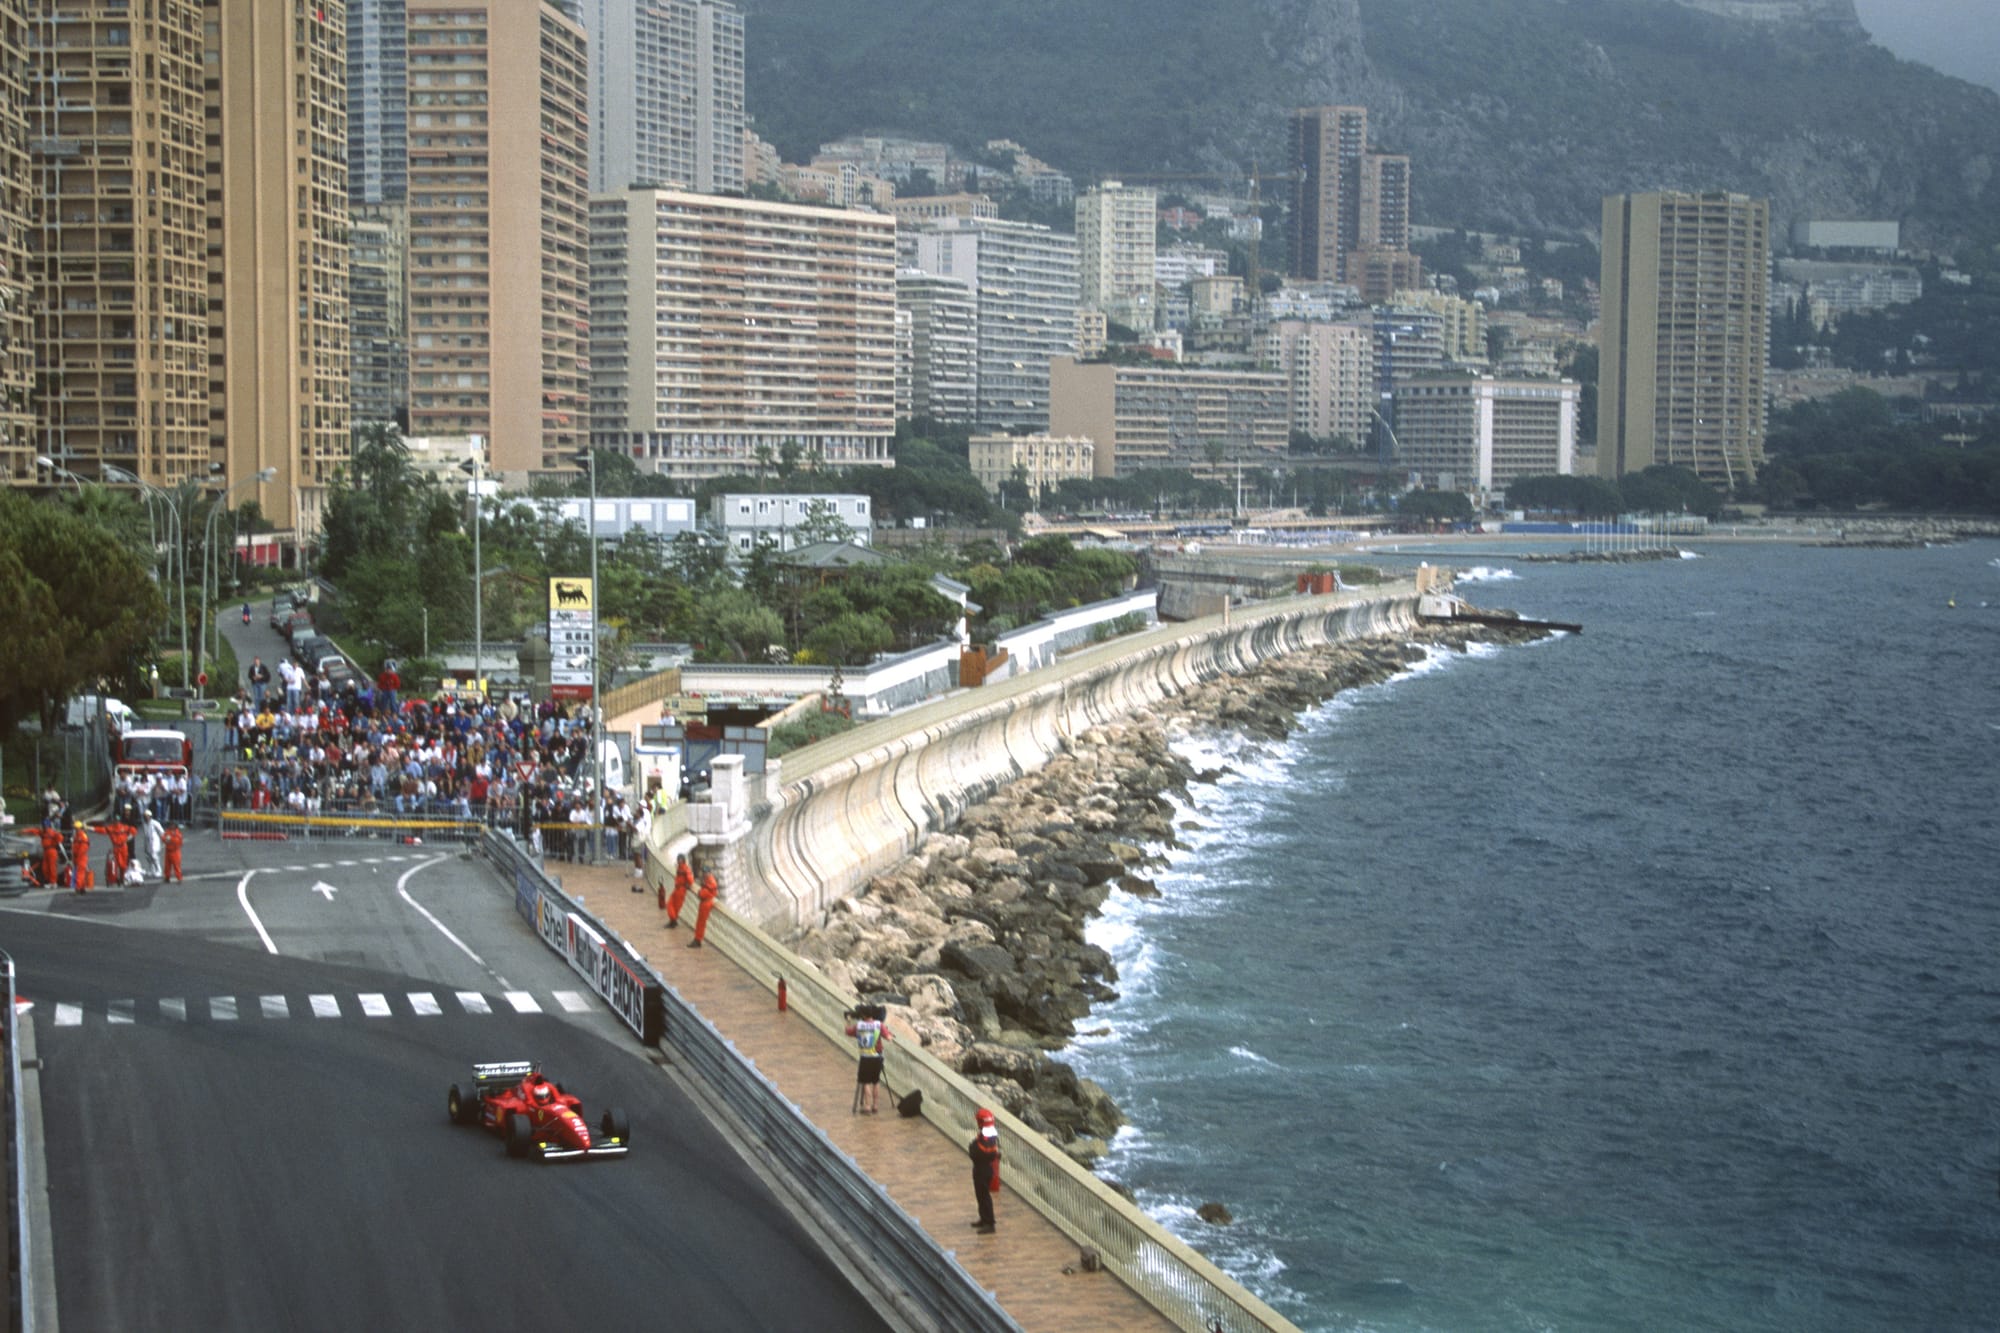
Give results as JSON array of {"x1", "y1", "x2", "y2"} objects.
[{"x1": 736, "y1": 586, "x2": 1418, "y2": 934}]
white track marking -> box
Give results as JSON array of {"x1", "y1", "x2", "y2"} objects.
[
  {"x1": 53, "y1": 1004, "x2": 80, "y2": 1027},
  {"x1": 395, "y1": 856, "x2": 487, "y2": 968},
  {"x1": 309, "y1": 994, "x2": 340, "y2": 1018},
  {"x1": 359, "y1": 993, "x2": 391, "y2": 1017},
  {"x1": 408, "y1": 992, "x2": 441, "y2": 1016},
  {"x1": 160, "y1": 999, "x2": 186, "y2": 1021},
  {"x1": 503, "y1": 992, "x2": 541, "y2": 1014},
  {"x1": 235, "y1": 869, "x2": 277, "y2": 955},
  {"x1": 336, "y1": 860, "x2": 356, "y2": 867},
  {"x1": 107, "y1": 1001, "x2": 134, "y2": 1024},
  {"x1": 456, "y1": 992, "x2": 491, "y2": 1014},
  {"x1": 553, "y1": 991, "x2": 593, "y2": 1014},
  {"x1": 260, "y1": 995, "x2": 289, "y2": 1020},
  {"x1": 210, "y1": 996, "x2": 238, "y2": 1021}
]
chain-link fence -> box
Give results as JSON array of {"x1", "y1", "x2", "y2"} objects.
[{"x1": 2, "y1": 714, "x2": 113, "y2": 821}]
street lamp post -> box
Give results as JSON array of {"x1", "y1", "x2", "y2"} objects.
[
  {"x1": 33, "y1": 453, "x2": 83, "y2": 495},
  {"x1": 459, "y1": 441, "x2": 484, "y2": 696},
  {"x1": 572, "y1": 448, "x2": 601, "y2": 864},
  {"x1": 196, "y1": 467, "x2": 276, "y2": 699}
]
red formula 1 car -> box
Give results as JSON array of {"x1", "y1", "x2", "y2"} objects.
[{"x1": 447, "y1": 1060, "x2": 630, "y2": 1161}]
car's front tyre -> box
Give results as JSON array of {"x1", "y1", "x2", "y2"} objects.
[
  {"x1": 506, "y1": 1112, "x2": 535, "y2": 1158},
  {"x1": 600, "y1": 1107, "x2": 630, "y2": 1146}
]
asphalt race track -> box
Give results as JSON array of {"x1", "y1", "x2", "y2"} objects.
[{"x1": 2, "y1": 839, "x2": 889, "y2": 1331}]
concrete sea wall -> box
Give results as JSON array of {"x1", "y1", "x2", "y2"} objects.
[{"x1": 728, "y1": 584, "x2": 1418, "y2": 935}]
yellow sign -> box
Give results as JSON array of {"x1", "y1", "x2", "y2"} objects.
[{"x1": 548, "y1": 577, "x2": 594, "y2": 613}]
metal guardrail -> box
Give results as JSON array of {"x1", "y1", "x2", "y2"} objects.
[
  {"x1": 698, "y1": 906, "x2": 1300, "y2": 1333},
  {"x1": 3, "y1": 951, "x2": 30, "y2": 1333},
  {"x1": 475, "y1": 830, "x2": 1016, "y2": 1333}
]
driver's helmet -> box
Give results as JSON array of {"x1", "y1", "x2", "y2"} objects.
[{"x1": 532, "y1": 1081, "x2": 554, "y2": 1105}]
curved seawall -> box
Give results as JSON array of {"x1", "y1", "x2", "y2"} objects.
[{"x1": 734, "y1": 584, "x2": 1419, "y2": 934}]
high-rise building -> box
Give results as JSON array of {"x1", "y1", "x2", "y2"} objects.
[
  {"x1": 1076, "y1": 180, "x2": 1158, "y2": 332},
  {"x1": 896, "y1": 270, "x2": 978, "y2": 426},
  {"x1": 1598, "y1": 191, "x2": 1769, "y2": 487},
  {"x1": 346, "y1": 0, "x2": 407, "y2": 206},
  {"x1": 1357, "y1": 152, "x2": 1411, "y2": 252},
  {"x1": 407, "y1": 1, "x2": 589, "y2": 478},
  {"x1": 349, "y1": 205, "x2": 408, "y2": 427},
  {"x1": 588, "y1": 187, "x2": 897, "y2": 482},
  {"x1": 206, "y1": 0, "x2": 352, "y2": 538},
  {"x1": 910, "y1": 218, "x2": 1078, "y2": 432},
  {"x1": 1289, "y1": 105, "x2": 1420, "y2": 290},
  {"x1": 0, "y1": 1, "x2": 35, "y2": 487},
  {"x1": 1289, "y1": 105, "x2": 1367, "y2": 282},
  {"x1": 584, "y1": 0, "x2": 744, "y2": 196},
  {"x1": 1263, "y1": 320, "x2": 1377, "y2": 447},
  {"x1": 1392, "y1": 375, "x2": 1580, "y2": 492},
  {"x1": 28, "y1": 0, "x2": 210, "y2": 493},
  {"x1": 1049, "y1": 355, "x2": 1288, "y2": 479}
]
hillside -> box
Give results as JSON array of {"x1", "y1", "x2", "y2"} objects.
[{"x1": 738, "y1": 0, "x2": 2000, "y2": 246}]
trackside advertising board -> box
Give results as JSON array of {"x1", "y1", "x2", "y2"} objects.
[{"x1": 511, "y1": 860, "x2": 664, "y2": 1045}]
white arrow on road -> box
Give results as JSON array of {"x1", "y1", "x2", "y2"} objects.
[{"x1": 311, "y1": 881, "x2": 338, "y2": 901}]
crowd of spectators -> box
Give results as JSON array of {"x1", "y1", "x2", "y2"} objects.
[{"x1": 211, "y1": 668, "x2": 636, "y2": 856}]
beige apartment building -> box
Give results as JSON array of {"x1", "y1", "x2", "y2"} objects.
[
  {"x1": 589, "y1": 187, "x2": 897, "y2": 481},
  {"x1": 1396, "y1": 288, "x2": 1487, "y2": 367},
  {"x1": 28, "y1": 0, "x2": 210, "y2": 494},
  {"x1": 207, "y1": 0, "x2": 352, "y2": 537},
  {"x1": 1392, "y1": 375, "x2": 1580, "y2": 492},
  {"x1": 1049, "y1": 355, "x2": 1287, "y2": 479},
  {"x1": 1263, "y1": 320, "x2": 1376, "y2": 447},
  {"x1": 1599, "y1": 190, "x2": 1769, "y2": 487},
  {"x1": 0, "y1": 2, "x2": 33, "y2": 486},
  {"x1": 407, "y1": 1, "x2": 589, "y2": 479},
  {"x1": 1076, "y1": 179, "x2": 1157, "y2": 331},
  {"x1": 887, "y1": 193, "x2": 997, "y2": 227},
  {"x1": 967, "y1": 432, "x2": 1094, "y2": 500}
]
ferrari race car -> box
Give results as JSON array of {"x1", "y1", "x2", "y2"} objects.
[{"x1": 447, "y1": 1060, "x2": 630, "y2": 1161}]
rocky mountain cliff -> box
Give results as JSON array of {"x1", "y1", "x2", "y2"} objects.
[{"x1": 739, "y1": 0, "x2": 2000, "y2": 246}]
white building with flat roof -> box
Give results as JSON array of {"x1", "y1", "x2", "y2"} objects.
[
  {"x1": 709, "y1": 493, "x2": 873, "y2": 552},
  {"x1": 1392, "y1": 376, "x2": 1580, "y2": 491}
]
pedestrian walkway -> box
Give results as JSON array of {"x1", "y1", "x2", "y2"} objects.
[{"x1": 546, "y1": 858, "x2": 1171, "y2": 1333}]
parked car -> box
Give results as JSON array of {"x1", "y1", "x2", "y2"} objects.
[
  {"x1": 281, "y1": 608, "x2": 314, "y2": 640},
  {"x1": 267, "y1": 592, "x2": 299, "y2": 630}
]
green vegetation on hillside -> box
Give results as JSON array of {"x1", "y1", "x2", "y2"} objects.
[{"x1": 740, "y1": 0, "x2": 2000, "y2": 244}]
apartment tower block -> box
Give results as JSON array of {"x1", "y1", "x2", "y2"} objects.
[
  {"x1": 406, "y1": 1, "x2": 589, "y2": 478},
  {"x1": 1598, "y1": 191, "x2": 1769, "y2": 488},
  {"x1": 589, "y1": 187, "x2": 897, "y2": 481},
  {"x1": 585, "y1": 0, "x2": 744, "y2": 196}
]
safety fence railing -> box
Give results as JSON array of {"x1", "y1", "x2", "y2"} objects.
[
  {"x1": 217, "y1": 808, "x2": 492, "y2": 846},
  {"x1": 476, "y1": 829, "x2": 1017, "y2": 1333},
  {"x1": 3, "y1": 951, "x2": 31, "y2": 1333},
  {"x1": 699, "y1": 904, "x2": 1301, "y2": 1333}
]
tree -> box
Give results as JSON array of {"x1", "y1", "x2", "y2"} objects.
[
  {"x1": 803, "y1": 611, "x2": 894, "y2": 665},
  {"x1": 1397, "y1": 489, "x2": 1474, "y2": 524},
  {"x1": 0, "y1": 493, "x2": 165, "y2": 733},
  {"x1": 694, "y1": 587, "x2": 785, "y2": 663},
  {"x1": 794, "y1": 498, "x2": 856, "y2": 547}
]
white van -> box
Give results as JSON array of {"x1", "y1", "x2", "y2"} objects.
[{"x1": 65, "y1": 695, "x2": 138, "y2": 730}]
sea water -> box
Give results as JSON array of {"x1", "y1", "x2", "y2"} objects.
[{"x1": 1070, "y1": 540, "x2": 2000, "y2": 1332}]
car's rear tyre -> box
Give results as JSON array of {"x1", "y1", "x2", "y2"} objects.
[
  {"x1": 506, "y1": 1112, "x2": 534, "y2": 1158},
  {"x1": 601, "y1": 1107, "x2": 630, "y2": 1145},
  {"x1": 448, "y1": 1084, "x2": 474, "y2": 1125}
]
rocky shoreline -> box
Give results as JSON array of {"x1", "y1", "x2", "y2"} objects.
[{"x1": 792, "y1": 616, "x2": 1552, "y2": 1166}]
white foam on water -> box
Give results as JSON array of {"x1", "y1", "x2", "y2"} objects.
[
  {"x1": 1680, "y1": 548, "x2": 1703, "y2": 559},
  {"x1": 1455, "y1": 565, "x2": 1519, "y2": 583},
  {"x1": 1230, "y1": 1045, "x2": 1279, "y2": 1068}
]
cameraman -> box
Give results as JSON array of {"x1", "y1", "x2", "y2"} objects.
[{"x1": 843, "y1": 1004, "x2": 890, "y2": 1114}]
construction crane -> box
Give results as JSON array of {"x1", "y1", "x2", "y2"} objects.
[{"x1": 1090, "y1": 166, "x2": 1300, "y2": 297}]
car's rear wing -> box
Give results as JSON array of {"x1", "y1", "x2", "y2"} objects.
[{"x1": 472, "y1": 1060, "x2": 536, "y2": 1091}]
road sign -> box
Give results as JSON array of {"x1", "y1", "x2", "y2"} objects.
[{"x1": 549, "y1": 576, "x2": 595, "y2": 695}]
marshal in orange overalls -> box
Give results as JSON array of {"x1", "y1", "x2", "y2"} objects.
[{"x1": 688, "y1": 872, "x2": 718, "y2": 948}]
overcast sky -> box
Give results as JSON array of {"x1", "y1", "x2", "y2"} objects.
[{"x1": 1850, "y1": 0, "x2": 2000, "y2": 93}]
